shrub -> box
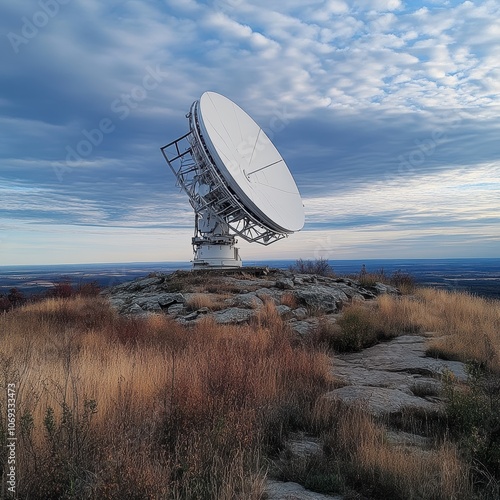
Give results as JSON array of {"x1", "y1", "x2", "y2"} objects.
[
  {"x1": 443, "y1": 363, "x2": 500, "y2": 485},
  {"x1": 0, "y1": 294, "x2": 11, "y2": 312},
  {"x1": 289, "y1": 258, "x2": 334, "y2": 277},
  {"x1": 354, "y1": 265, "x2": 416, "y2": 294},
  {"x1": 310, "y1": 319, "x2": 341, "y2": 351},
  {"x1": 335, "y1": 304, "x2": 378, "y2": 352},
  {"x1": 77, "y1": 280, "x2": 101, "y2": 297},
  {"x1": 356, "y1": 264, "x2": 386, "y2": 287},
  {"x1": 390, "y1": 269, "x2": 416, "y2": 294},
  {"x1": 7, "y1": 287, "x2": 25, "y2": 308},
  {"x1": 50, "y1": 280, "x2": 74, "y2": 298}
]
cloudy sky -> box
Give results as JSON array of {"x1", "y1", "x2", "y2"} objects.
[{"x1": 1, "y1": 0, "x2": 499, "y2": 265}]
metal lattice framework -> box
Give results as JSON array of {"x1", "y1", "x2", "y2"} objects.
[{"x1": 160, "y1": 101, "x2": 288, "y2": 246}]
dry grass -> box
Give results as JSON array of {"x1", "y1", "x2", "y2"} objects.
[
  {"x1": 311, "y1": 300, "x2": 408, "y2": 353},
  {"x1": 280, "y1": 292, "x2": 299, "y2": 309},
  {"x1": 322, "y1": 289, "x2": 500, "y2": 368},
  {"x1": 1, "y1": 287, "x2": 496, "y2": 498},
  {"x1": 372, "y1": 289, "x2": 500, "y2": 370},
  {"x1": 312, "y1": 399, "x2": 471, "y2": 499},
  {"x1": 184, "y1": 292, "x2": 230, "y2": 311},
  {"x1": 0, "y1": 295, "x2": 332, "y2": 499},
  {"x1": 291, "y1": 288, "x2": 498, "y2": 497}
]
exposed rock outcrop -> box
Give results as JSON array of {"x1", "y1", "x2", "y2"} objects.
[
  {"x1": 101, "y1": 268, "x2": 396, "y2": 325},
  {"x1": 328, "y1": 334, "x2": 467, "y2": 418},
  {"x1": 265, "y1": 480, "x2": 343, "y2": 500}
]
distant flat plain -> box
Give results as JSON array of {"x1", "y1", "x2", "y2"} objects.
[{"x1": 1, "y1": 258, "x2": 499, "y2": 299}]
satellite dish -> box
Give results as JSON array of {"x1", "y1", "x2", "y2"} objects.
[{"x1": 161, "y1": 91, "x2": 304, "y2": 268}]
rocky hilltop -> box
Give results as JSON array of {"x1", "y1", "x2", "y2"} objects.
[
  {"x1": 102, "y1": 267, "x2": 471, "y2": 499},
  {"x1": 102, "y1": 267, "x2": 466, "y2": 419},
  {"x1": 102, "y1": 267, "x2": 398, "y2": 334}
]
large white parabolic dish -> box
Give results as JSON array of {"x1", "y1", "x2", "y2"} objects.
[{"x1": 196, "y1": 92, "x2": 304, "y2": 233}]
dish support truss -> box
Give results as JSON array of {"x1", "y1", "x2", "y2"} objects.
[{"x1": 161, "y1": 103, "x2": 287, "y2": 268}]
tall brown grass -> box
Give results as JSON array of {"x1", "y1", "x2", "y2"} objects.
[
  {"x1": 1, "y1": 288, "x2": 496, "y2": 498},
  {"x1": 280, "y1": 292, "x2": 299, "y2": 309},
  {"x1": 373, "y1": 289, "x2": 500, "y2": 370},
  {"x1": 184, "y1": 292, "x2": 230, "y2": 311},
  {"x1": 312, "y1": 399, "x2": 471, "y2": 499},
  {"x1": 0, "y1": 296, "x2": 332, "y2": 499},
  {"x1": 328, "y1": 289, "x2": 500, "y2": 369}
]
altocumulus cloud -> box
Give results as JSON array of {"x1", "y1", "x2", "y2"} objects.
[{"x1": 0, "y1": 0, "x2": 499, "y2": 264}]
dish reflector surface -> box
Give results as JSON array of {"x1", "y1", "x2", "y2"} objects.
[{"x1": 197, "y1": 92, "x2": 304, "y2": 233}]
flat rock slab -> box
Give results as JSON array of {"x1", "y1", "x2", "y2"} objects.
[
  {"x1": 286, "y1": 433, "x2": 323, "y2": 458},
  {"x1": 230, "y1": 292, "x2": 264, "y2": 308},
  {"x1": 265, "y1": 480, "x2": 343, "y2": 500},
  {"x1": 329, "y1": 334, "x2": 467, "y2": 417},
  {"x1": 332, "y1": 359, "x2": 422, "y2": 389},
  {"x1": 324, "y1": 385, "x2": 440, "y2": 418},
  {"x1": 335, "y1": 335, "x2": 467, "y2": 381}
]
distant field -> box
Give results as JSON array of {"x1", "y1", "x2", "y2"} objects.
[{"x1": 1, "y1": 258, "x2": 500, "y2": 298}]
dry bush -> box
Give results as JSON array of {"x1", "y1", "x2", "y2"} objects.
[
  {"x1": 357, "y1": 270, "x2": 387, "y2": 288},
  {"x1": 420, "y1": 289, "x2": 500, "y2": 370},
  {"x1": 374, "y1": 294, "x2": 423, "y2": 336},
  {"x1": 353, "y1": 266, "x2": 416, "y2": 294},
  {"x1": 335, "y1": 303, "x2": 379, "y2": 351},
  {"x1": 0, "y1": 295, "x2": 332, "y2": 499},
  {"x1": 289, "y1": 258, "x2": 334, "y2": 277},
  {"x1": 309, "y1": 318, "x2": 341, "y2": 350},
  {"x1": 252, "y1": 298, "x2": 285, "y2": 332},
  {"x1": 390, "y1": 270, "x2": 417, "y2": 294}
]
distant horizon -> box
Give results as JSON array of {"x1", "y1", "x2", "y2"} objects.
[
  {"x1": 2, "y1": 256, "x2": 500, "y2": 269},
  {"x1": 2, "y1": 257, "x2": 499, "y2": 300}
]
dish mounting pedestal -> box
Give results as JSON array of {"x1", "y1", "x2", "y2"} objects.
[{"x1": 191, "y1": 209, "x2": 242, "y2": 268}]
